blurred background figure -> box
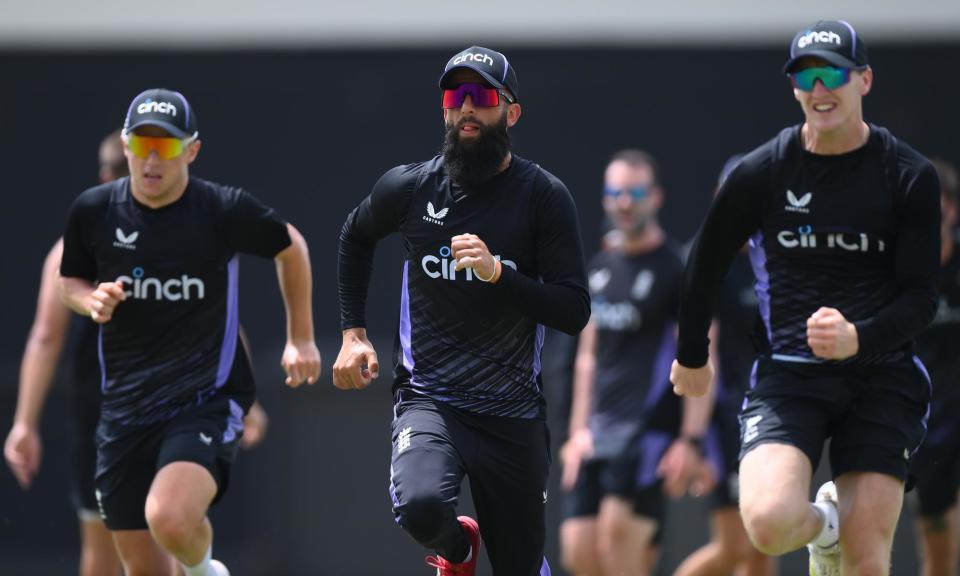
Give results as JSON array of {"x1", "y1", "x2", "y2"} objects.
[
  {"x1": 672, "y1": 155, "x2": 777, "y2": 576},
  {"x1": 5, "y1": 130, "x2": 128, "y2": 576},
  {"x1": 560, "y1": 150, "x2": 710, "y2": 576},
  {"x1": 911, "y1": 157, "x2": 960, "y2": 576}
]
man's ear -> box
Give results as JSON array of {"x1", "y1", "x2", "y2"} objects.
[{"x1": 506, "y1": 103, "x2": 522, "y2": 127}]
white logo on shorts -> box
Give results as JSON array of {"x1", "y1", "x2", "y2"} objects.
[
  {"x1": 743, "y1": 415, "x2": 763, "y2": 443},
  {"x1": 95, "y1": 489, "x2": 108, "y2": 521},
  {"x1": 542, "y1": 489, "x2": 549, "y2": 504},
  {"x1": 199, "y1": 432, "x2": 213, "y2": 446},
  {"x1": 397, "y1": 426, "x2": 412, "y2": 454}
]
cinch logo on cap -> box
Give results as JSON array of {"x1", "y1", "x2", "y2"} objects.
[
  {"x1": 137, "y1": 99, "x2": 178, "y2": 117},
  {"x1": 797, "y1": 30, "x2": 842, "y2": 49},
  {"x1": 453, "y1": 52, "x2": 494, "y2": 67}
]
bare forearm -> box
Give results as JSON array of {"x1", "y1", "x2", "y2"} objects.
[
  {"x1": 276, "y1": 224, "x2": 314, "y2": 342},
  {"x1": 59, "y1": 276, "x2": 96, "y2": 317},
  {"x1": 15, "y1": 338, "x2": 64, "y2": 427},
  {"x1": 18, "y1": 244, "x2": 71, "y2": 427},
  {"x1": 568, "y1": 323, "x2": 596, "y2": 435},
  {"x1": 681, "y1": 389, "x2": 714, "y2": 438},
  {"x1": 681, "y1": 323, "x2": 719, "y2": 437},
  {"x1": 569, "y1": 357, "x2": 594, "y2": 434}
]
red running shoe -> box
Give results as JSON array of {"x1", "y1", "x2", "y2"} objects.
[{"x1": 425, "y1": 516, "x2": 481, "y2": 575}]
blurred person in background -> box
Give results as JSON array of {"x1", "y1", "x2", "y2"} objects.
[
  {"x1": 911, "y1": 158, "x2": 960, "y2": 576},
  {"x1": 4, "y1": 130, "x2": 272, "y2": 576},
  {"x1": 58, "y1": 89, "x2": 319, "y2": 576},
  {"x1": 671, "y1": 20, "x2": 940, "y2": 576},
  {"x1": 672, "y1": 155, "x2": 777, "y2": 576},
  {"x1": 334, "y1": 46, "x2": 589, "y2": 576},
  {"x1": 559, "y1": 149, "x2": 710, "y2": 576},
  {"x1": 5, "y1": 129, "x2": 128, "y2": 576}
]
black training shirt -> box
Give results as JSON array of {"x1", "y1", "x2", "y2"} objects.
[
  {"x1": 339, "y1": 155, "x2": 590, "y2": 418},
  {"x1": 61, "y1": 176, "x2": 290, "y2": 430},
  {"x1": 678, "y1": 124, "x2": 940, "y2": 368}
]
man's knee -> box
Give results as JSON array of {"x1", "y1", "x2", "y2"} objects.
[
  {"x1": 395, "y1": 493, "x2": 456, "y2": 545},
  {"x1": 560, "y1": 522, "x2": 598, "y2": 574},
  {"x1": 596, "y1": 511, "x2": 633, "y2": 551},
  {"x1": 741, "y1": 502, "x2": 804, "y2": 555},
  {"x1": 561, "y1": 548, "x2": 598, "y2": 575},
  {"x1": 145, "y1": 500, "x2": 195, "y2": 549}
]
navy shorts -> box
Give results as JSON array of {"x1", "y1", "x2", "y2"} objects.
[
  {"x1": 704, "y1": 395, "x2": 744, "y2": 510},
  {"x1": 912, "y1": 396, "x2": 960, "y2": 516},
  {"x1": 739, "y1": 356, "x2": 930, "y2": 484},
  {"x1": 94, "y1": 395, "x2": 246, "y2": 530},
  {"x1": 562, "y1": 429, "x2": 674, "y2": 523},
  {"x1": 69, "y1": 391, "x2": 102, "y2": 517}
]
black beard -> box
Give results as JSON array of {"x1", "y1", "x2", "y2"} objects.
[{"x1": 441, "y1": 113, "x2": 511, "y2": 188}]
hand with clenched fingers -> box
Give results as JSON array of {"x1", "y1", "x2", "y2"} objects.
[
  {"x1": 89, "y1": 280, "x2": 126, "y2": 323},
  {"x1": 333, "y1": 328, "x2": 381, "y2": 390}
]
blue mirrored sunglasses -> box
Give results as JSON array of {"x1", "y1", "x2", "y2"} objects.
[
  {"x1": 603, "y1": 185, "x2": 650, "y2": 201},
  {"x1": 789, "y1": 66, "x2": 853, "y2": 92}
]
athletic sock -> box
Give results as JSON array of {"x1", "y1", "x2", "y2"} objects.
[{"x1": 811, "y1": 501, "x2": 839, "y2": 548}]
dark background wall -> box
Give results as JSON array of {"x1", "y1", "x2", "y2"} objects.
[{"x1": 1, "y1": 45, "x2": 957, "y2": 575}]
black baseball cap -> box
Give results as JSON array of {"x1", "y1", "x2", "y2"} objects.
[
  {"x1": 439, "y1": 46, "x2": 520, "y2": 102},
  {"x1": 123, "y1": 88, "x2": 198, "y2": 139},
  {"x1": 783, "y1": 20, "x2": 869, "y2": 73}
]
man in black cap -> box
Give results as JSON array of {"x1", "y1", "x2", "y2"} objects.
[
  {"x1": 334, "y1": 46, "x2": 589, "y2": 575},
  {"x1": 59, "y1": 88, "x2": 321, "y2": 576},
  {"x1": 670, "y1": 20, "x2": 940, "y2": 576}
]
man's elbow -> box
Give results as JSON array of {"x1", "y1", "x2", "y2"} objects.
[
  {"x1": 28, "y1": 326, "x2": 66, "y2": 352},
  {"x1": 558, "y1": 290, "x2": 591, "y2": 335},
  {"x1": 276, "y1": 223, "x2": 309, "y2": 262}
]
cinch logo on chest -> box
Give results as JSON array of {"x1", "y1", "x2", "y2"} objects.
[
  {"x1": 592, "y1": 300, "x2": 641, "y2": 331},
  {"x1": 776, "y1": 225, "x2": 886, "y2": 253},
  {"x1": 422, "y1": 202, "x2": 449, "y2": 226},
  {"x1": 421, "y1": 245, "x2": 517, "y2": 281},
  {"x1": 115, "y1": 266, "x2": 205, "y2": 301}
]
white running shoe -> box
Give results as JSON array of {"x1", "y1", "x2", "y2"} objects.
[
  {"x1": 808, "y1": 481, "x2": 841, "y2": 576},
  {"x1": 210, "y1": 559, "x2": 231, "y2": 576}
]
